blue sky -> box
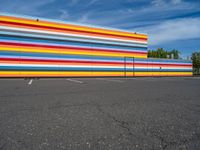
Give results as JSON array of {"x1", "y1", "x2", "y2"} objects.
[{"x1": 0, "y1": 0, "x2": 200, "y2": 58}]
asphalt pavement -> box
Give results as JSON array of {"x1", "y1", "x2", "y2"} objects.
[{"x1": 0, "y1": 77, "x2": 200, "y2": 150}]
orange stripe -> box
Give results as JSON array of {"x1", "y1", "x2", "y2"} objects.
[
  {"x1": 0, "y1": 15, "x2": 147, "y2": 39},
  {"x1": 0, "y1": 60, "x2": 124, "y2": 67},
  {"x1": 0, "y1": 44, "x2": 146, "y2": 56},
  {"x1": 0, "y1": 60, "x2": 191, "y2": 68},
  {"x1": 0, "y1": 22, "x2": 147, "y2": 42}
]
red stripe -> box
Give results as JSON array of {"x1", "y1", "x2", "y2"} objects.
[
  {"x1": 0, "y1": 41, "x2": 147, "y2": 55},
  {"x1": 0, "y1": 57, "x2": 121, "y2": 65},
  {"x1": 0, "y1": 21, "x2": 147, "y2": 41},
  {"x1": 137, "y1": 63, "x2": 192, "y2": 67},
  {"x1": 0, "y1": 57, "x2": 192, "y2": 67}
]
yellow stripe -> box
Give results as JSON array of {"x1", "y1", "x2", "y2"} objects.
[
  {"x1": 0, "y1": 16, "x2": 147, "y2": 39},
  {"x1": 135, "y1": 72, "x2": 192, "y2": 76},
  {"x1": 0, "y1": 71, "x2": 123, "y2": 77},
  {"x1": 0, "y1": 71, "x2": 192, "y2": 77},
  {"x1": 0, "y1": 47, "x2": 147, "y2": 58}
]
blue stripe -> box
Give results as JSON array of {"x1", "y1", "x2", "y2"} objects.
[
  {"x1": 0, "y1": 66, "x2": 192, "y2": 72},
  {"x1": 0, "y1": 51, "x2": 192, "y2": 65},
  {"x1": 0, "y1": 51, "x2": 124, "y2": 61},
  {"x1": 0, "y1": 35, "x2": 147, "y2": 51},
  {"x1": 137, "y1": 58, "x2": 192, "y2": 63},
  {"x1": 0, "y1": 31, "x2": 147, "y2": 48}
]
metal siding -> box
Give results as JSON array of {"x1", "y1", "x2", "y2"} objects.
[{"x1": 0, "y1": 14, "x2": 192, "y2": 77}]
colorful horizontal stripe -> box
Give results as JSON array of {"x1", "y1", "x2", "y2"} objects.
[
  {"x1": 0, "y1": 27, "x2": 147, "y2": 45},
  {"x1": 0, "y1": 13, "x2": 192, "y2": 77},
  {"x1": 0, "y1": 71, "x2": 192, "y2": 77},
  {"x1": 0, "y1": 14, "x2": 147, "y2": 41}
]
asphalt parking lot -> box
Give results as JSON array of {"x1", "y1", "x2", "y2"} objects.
[{"x1": 0, "y1": 77, "x2": 200, "y2": 150}]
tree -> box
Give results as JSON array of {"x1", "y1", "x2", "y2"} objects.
[
  {"x1": 168, "y1": 49, "x2": 180, "y2": 59},
  {"x1": 148, "y1": 48, "x2": 180, "y2": 59},
  {"x1": 191, "y1": 52, "x2": 200, "y2": 75}
]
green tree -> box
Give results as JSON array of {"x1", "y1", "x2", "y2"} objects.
[
  {"x1": 148, "y1": 50, "x2": 152, "y2": 58},
  {"x1": 191, "y1": 52, "x2": 200, "y2": 75},
  {"x1": 168, "y1": 49, "x2": 180, "y2": 59},
  {"x1": 148, "y1": 48, "x2": 180, "y2": 59}
]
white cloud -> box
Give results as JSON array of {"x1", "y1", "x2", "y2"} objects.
[
  {"x1": 151, "y1": 0, "x2": 166, "y2": 7},
  {"x1": 151, "y1": 0, "x2": 182, "y2": 7},
  {"x1": 0, "y1": 0, "x2": 55, "y2": 15},
  {"x1": 151, "y1": 0, "x2": 188, "y2": 8},
  {"x1": 70, "y1": 0, "x2": 79, "y2": 6},
  {"x1": 100, "y1": 0, "x2": 198, "y2": 28},
  {"x1": 59, "y1": 10, "x2": 69, "y2": 20},
  {"x1": 171, "y1": 0, "x2": 182, "y2": 5},
  {"x1": 77, "y1": 13, "x2": 91, "y2": 23},
  {"x1": 88, "y1": 0, "x2": 99, "y2": 5},
  {"x1": 134, "y1": 18, "x2": 200, "y2": 45}
]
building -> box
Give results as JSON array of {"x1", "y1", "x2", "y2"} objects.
[{"x1": 0, "y1": 13, "x2": 192, "y2": 77}]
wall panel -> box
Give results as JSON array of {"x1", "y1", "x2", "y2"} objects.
[{"x1": 0, "y1": 13, "x2": 192, "y2": 77}]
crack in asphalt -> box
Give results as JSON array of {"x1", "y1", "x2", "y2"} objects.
[{"x1": 95, "y1": 104, "x2": 133, "y2": 136}]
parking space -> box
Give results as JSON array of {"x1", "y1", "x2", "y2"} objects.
[{"x1": 0, "y1": 77, "x2": 200, "y2": 149}]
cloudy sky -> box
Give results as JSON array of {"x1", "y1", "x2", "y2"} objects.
[{"x1": 0, "y1": 0, "x2": 200, "y2": 58}]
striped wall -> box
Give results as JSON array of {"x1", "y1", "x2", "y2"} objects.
[{"x1": 0, "y1": 13, "x2": 192, "y2": 77}]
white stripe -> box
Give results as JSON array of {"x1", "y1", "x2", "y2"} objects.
[
  {"x1": 0, "y1": 63, "x2": 192, "y2": 69},
  {"x1": 0, "y1": 39, "x2": 147, "y2": 53},
  {"x1": 0, "y1": 55, "x2": 124, "y2": 63},
  {"x1": 0, "y1": 13, "x2": 147, "y2": 36},
  {"x1": 0, "y1": 63, "x2": 126, "y2": 68},
  {"x1": 0, "y1": 30, "x2": 146, "y2": 48},
  {"x1": 135, "y1": 61, "x2": 191, "y2": 65},
  {"x1": 0, "y1": 26, "x2": 147, "y2": 45},
  {"x1": 134, "y1": 66, "x2": 191, "y2": 69},
  {"x1": 0, "y1": 13, "x2": 147, "y2": 35},
  {"x1": 1, "y1": 40, "x2": 147, "y2": 53}
]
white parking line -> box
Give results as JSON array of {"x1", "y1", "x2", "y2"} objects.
[
  {"x1": 66, "y1": 78, "x2": 83, "y2": 83},
  {"x1": 28, "y1": 79, "x2": 33, "y2": 85},
  {"x1": 96, "y1": 78, "x2": 124, "y2": 83}
]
